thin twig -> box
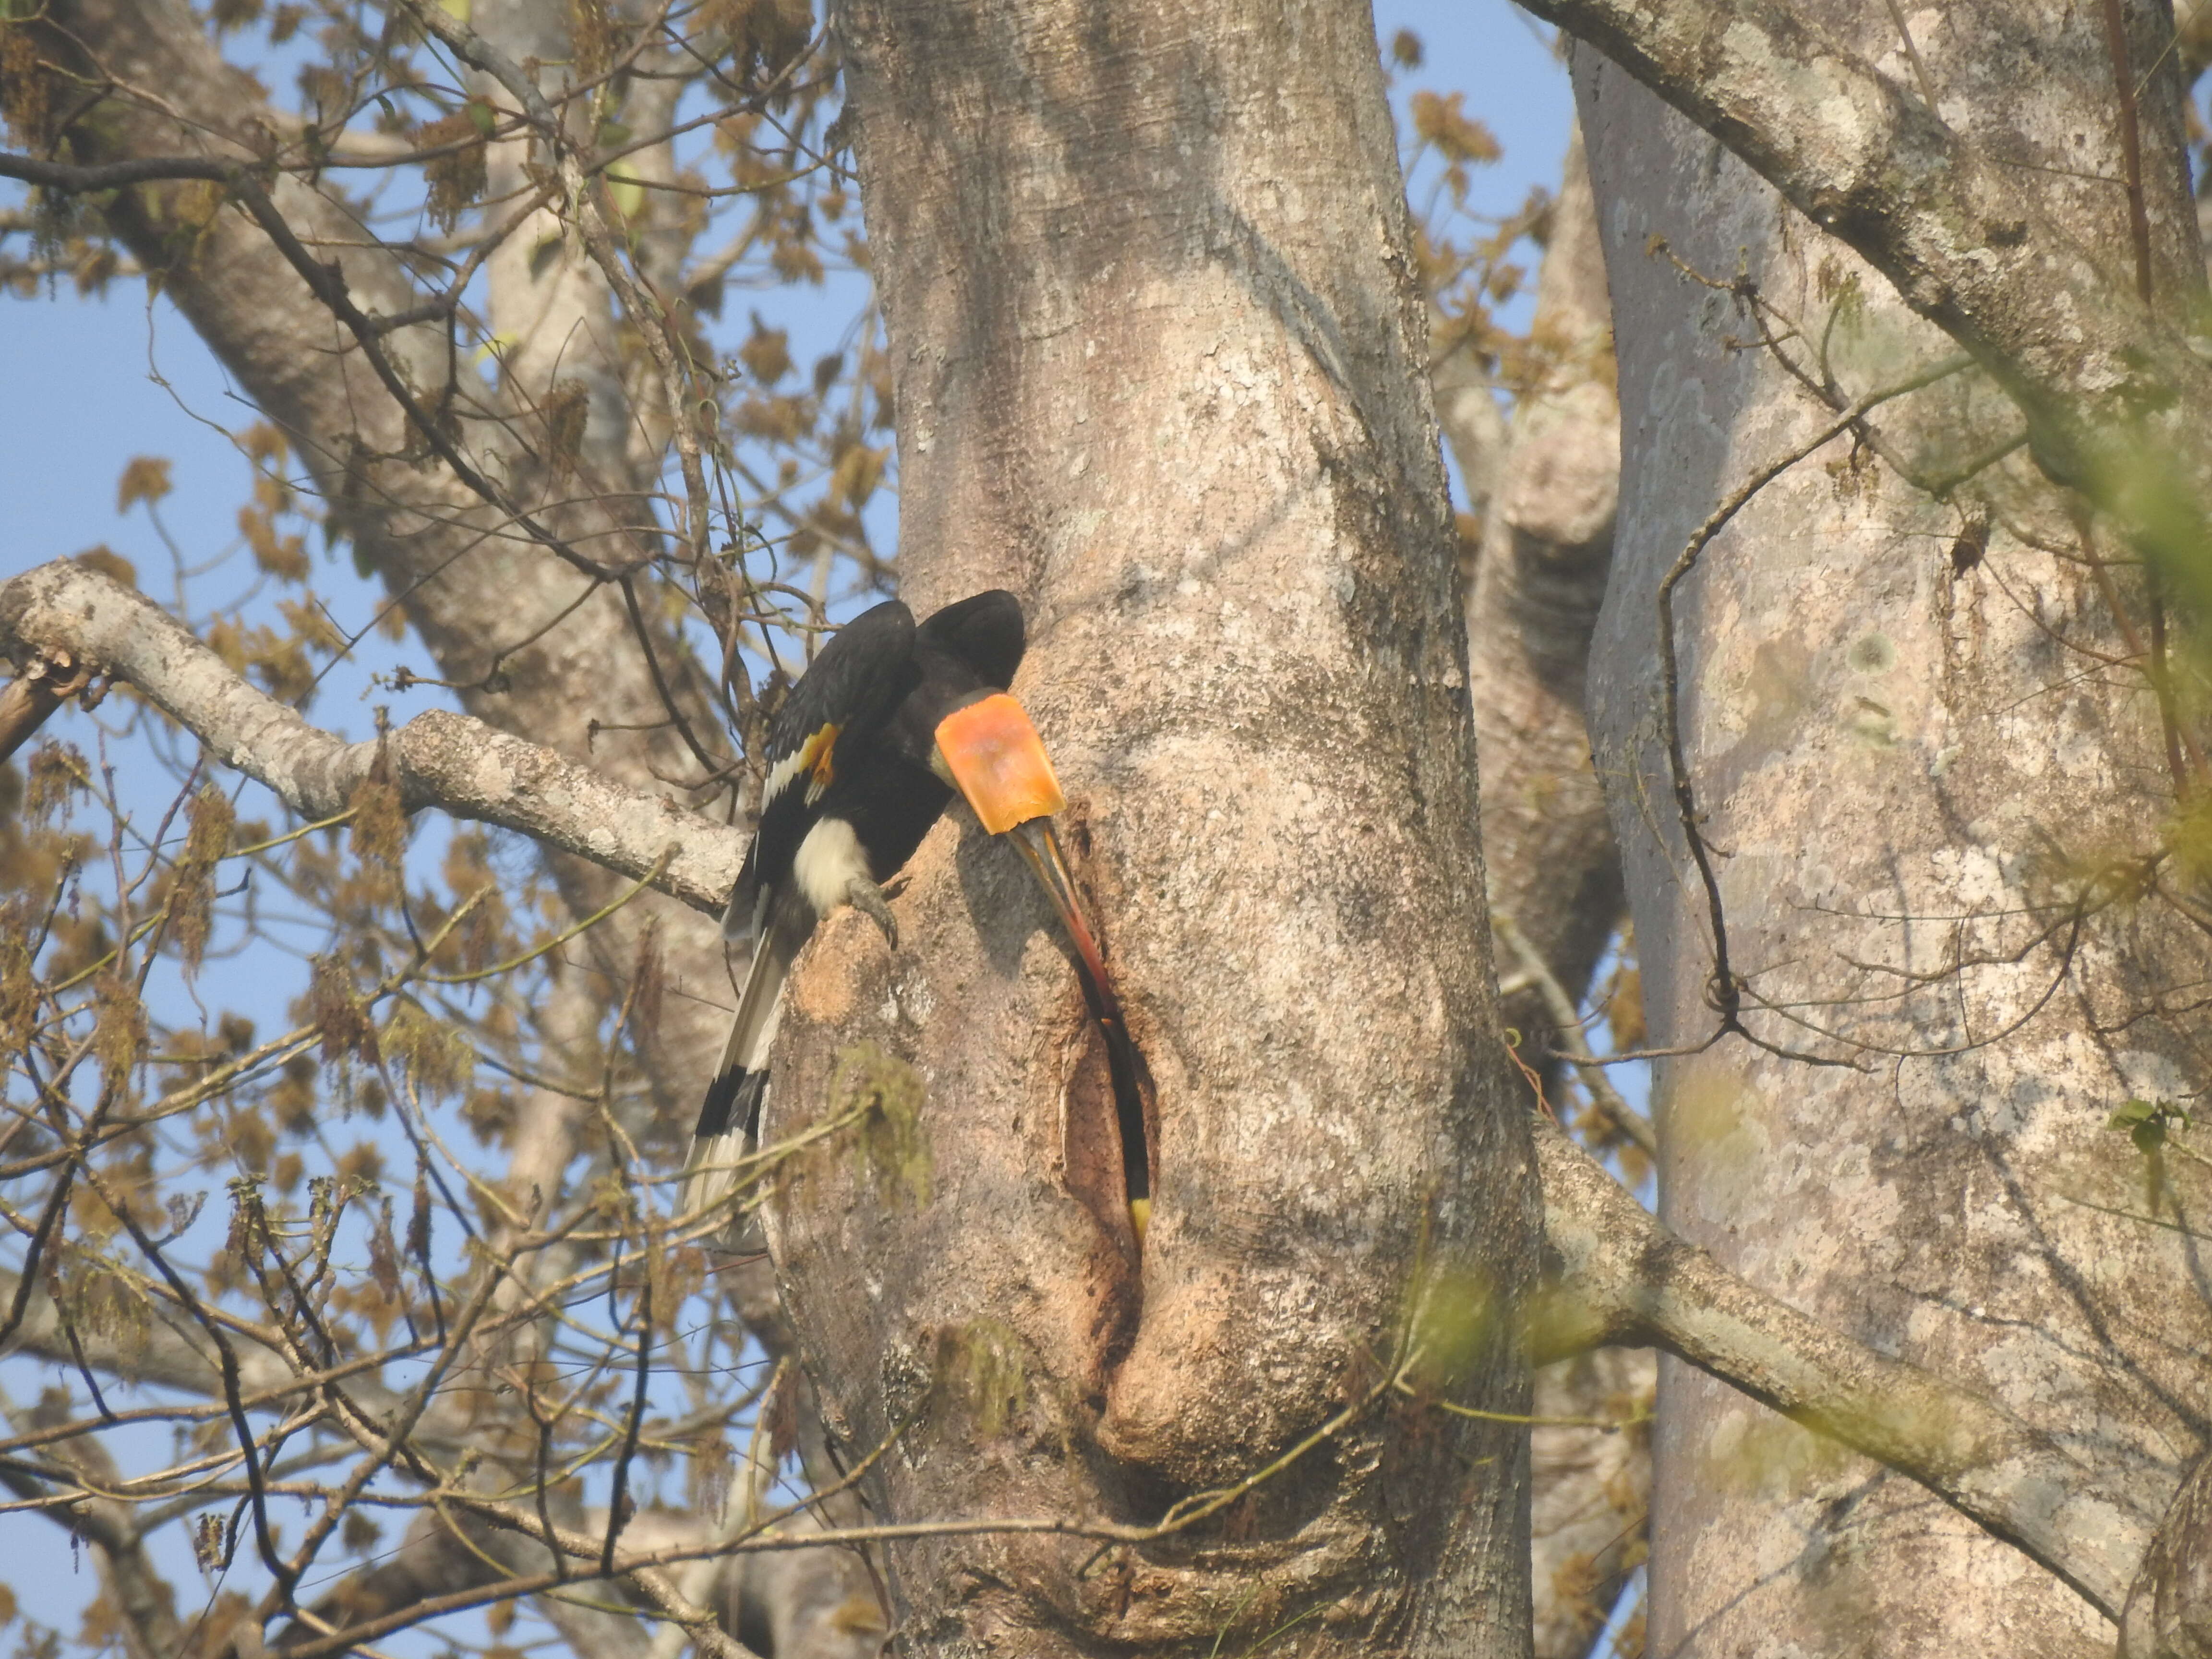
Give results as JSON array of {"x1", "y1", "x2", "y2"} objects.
[
  {"x1": 1654, "y1": 355, "x2": 1967, "y2": 1058},
  {"x1": 2098, "y1": 0, "x2": 2155, "y2": 306},
  {"x1": 1492, "y1": 914, "x2": 1657, "y2": 1157}
]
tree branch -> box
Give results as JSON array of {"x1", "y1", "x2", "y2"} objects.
[
  {"x1": 2121, "y1": 1446, "x2": 2212, "y2": 1658},
  {"x1": 1531, "y1": 1118, "x2": 2147, "y2": 1618},
  {"x1": 0, "y1": 1464, "x2": 185, "y2": 1659},
  {"x1": 1522, "y1": 0, "x2": 2212, "y2": 553},
  {"x1": 0, "y1": 1264, "x2": 352, "y2": 1410},
  {"x1": 0, "y1": 561, "x2": 738, "y2": 917},
  {"x1": 1494, "y1": 913, "x2": 1653, "y2": 1156}
]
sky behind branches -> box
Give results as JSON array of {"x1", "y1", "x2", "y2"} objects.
[{"x1": 0, "y1": 4, "x2": 1575, "y2": 1646}]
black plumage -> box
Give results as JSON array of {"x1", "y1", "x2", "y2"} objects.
[{"x1": 684, "y1": 590, "x2": 1025, "y2": 1215}]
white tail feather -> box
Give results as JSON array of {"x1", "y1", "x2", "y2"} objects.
[{"x1": 683, "y1": 910, "x2": 799, "y2": 1221}]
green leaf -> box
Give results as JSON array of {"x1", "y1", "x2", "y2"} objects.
[
  {"x1": 605, "y1": 162, "x2": 645, "y2": 222},
  {"x1": 2109, "y1": 1097, "x2": 2189, "y2": 1157}
]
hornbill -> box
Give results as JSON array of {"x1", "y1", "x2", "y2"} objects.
[{"x1": 684, "y1": 591, "x2": 1149, "y2": 1233}]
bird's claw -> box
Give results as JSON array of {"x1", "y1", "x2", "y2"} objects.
[{"x1": 846, "y1": 878, "x2": 899, "y2": 950}]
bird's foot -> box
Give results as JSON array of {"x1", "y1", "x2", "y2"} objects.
[{"x1": 845, "y1": 877, "x2": 900, "y2": 950}]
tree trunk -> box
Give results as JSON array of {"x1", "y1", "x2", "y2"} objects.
[
  {"x1": 762, "y1": 0, "x2": 1539, "y2": 1651},
  {"x1": 1460, "y1": 123, "x2": 1624, "y2": 1107},
  {"x1": 1439, "y1": 123, "x2": 1649, "y2": 1658},
  {"x1": 1575, "y1": 6, "x2": 2210, "y2": 1651}
]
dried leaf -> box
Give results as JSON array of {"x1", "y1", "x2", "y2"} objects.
[
  {"x1": 91, "y1": 971, "x2": 145, "y2": 1086},
  {"x1": 368, "y1": 1195, "x2": 401, "y2": 1300},
  {"x1": 348, "y1": 758, "x2": 406, "y2": 893},
  {"x1": 115, "y1": 455, "x2": 172, "y2": 513},
  {"x1": 309, "y1": 954, "x2": 379, "y2": 1064},
  {"x1": 417, "y1": 105, "x2": 491, "y2": 231},
  {"x1": 72, "y1": 545, "x2": 138, "y2": 589},
  {"x1": 382, "y1": 998, "x2": 471, "y2": 1099},
  {"x1": 739, "y1": 314, "x2": 793, "y2": 385},
  {"x1": 170, "y1": 782, "x2": 234, "y2": 974},
  {"x1": 541, "y1": 378, "x2": 590, "y2": 477},
  {"x1": 1410, "y1": 91, "x2": 1499, "y2": 166},
  {"x1": 0, "y1": 24, "x2": 54, "y2": 147}
]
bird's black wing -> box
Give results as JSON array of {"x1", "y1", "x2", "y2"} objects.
[{"x1": 723, "y1": 600, "x2": 917, "y2": 944}]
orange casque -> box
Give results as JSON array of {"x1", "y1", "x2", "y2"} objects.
[{"x1": 932, "y1": 692, "x2": 1067, "y2": 833}]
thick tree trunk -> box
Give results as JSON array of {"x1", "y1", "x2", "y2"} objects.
[
  {"x1": 1576, "y1": 6, "x2": 2210, "y2": 1652},
  {"x1": 762, "y1": 0, "x2": 1538, "y2": 1652}
]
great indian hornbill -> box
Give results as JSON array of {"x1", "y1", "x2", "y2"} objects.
[
  {"x1": 684, "y1": 590, "x2": 1019, "y2": 1212},
  {"x1": 684, "y1": 590, "x2": 1151, "y2": 1234}
]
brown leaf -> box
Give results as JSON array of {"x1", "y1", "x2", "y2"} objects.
[
  {"x1": 1410, "y1": 90, "x2": 1500, "y2": 166},
  {"x1": 417, "y1": 106, "x2": 491, "y2": 232},
  {"x1": 72, "y1": 545, "x2": 138, "y2": 589},
  {"x1": 541, "y1": 379, "x2": 590, "y2": 477},
  {"x1": 740, "y1": 314, "x2": 793, "y2": 385},
  {"x1": 171, "y1": 782, "x2": 234, "y2": 975},
  {"x1": 309, "y1": 954, "x2": 379, "y2": 1064},
  {"x1": 115, "y1": 455, "x2": 172, "y2": 514}
]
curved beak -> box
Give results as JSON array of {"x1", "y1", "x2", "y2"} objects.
[{"x1": 935, "y1": 695, "x2": 1152, "y2": 1238}]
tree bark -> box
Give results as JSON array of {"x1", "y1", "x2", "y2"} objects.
[
  {"x1": 759, "y1": 0, "x2": 1539, "y2": 1651},
  {"x1": 1519, "y1": 0, "x2": 2212, "y2": 571},
  {"x1": 1575, "y1": 9, "x2": 2210, "y2": 1650},
  {"x1": 1460, "y1": 122, "x2": 1624, "y2": 1108},
  {"x1": 2123, "y1": 1449, "x2": 2212, "y2": 1659},
  {"x1": 1440, "y1": 122, "x2": 1645, "y2": 1657}
]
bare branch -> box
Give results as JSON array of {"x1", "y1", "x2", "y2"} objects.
[
  {"x1": 1493, "y1": 913, "x2": 1654, "y2": 1156},
  {"x1": 0, "y1": 561, "x2": 740, "y2": 916},
  {"x1": 0, "y1": 1265, "x2": 342, "y2": 1406},
  {"x1": 1532, "y1": 1118, "x2": 2148, "y2": 1618},
  {"x1": 0, "y1": 645, "x2": 92, "y2": 765},
  {"x1": 0, "y1": 1465, "x2": 185, "y2": 1659},
  {"x1": 1524, "y1": 0, "x2": 2212, "y2": 548}
]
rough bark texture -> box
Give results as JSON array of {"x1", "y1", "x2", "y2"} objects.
[
  {"x1": 1576, "y1": 9, "x2": 2210, "y2": 1652},
  {"x1": 1519, "y1": 0, "x2": 2212, "y2": 557},
  {"x1": 1530, "y1": 1120, "x2": 2153, "y2": 1612},
  {"x1": 1438, "y1": 123, "x2": 1644, "y2": 1658},
  {"x1": 2123, "y1": 1450, "x2": 2212, "y2": 1659},
  {"x1": 761, "y1": 0, "x2": 1539, "y2": 1652}
]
